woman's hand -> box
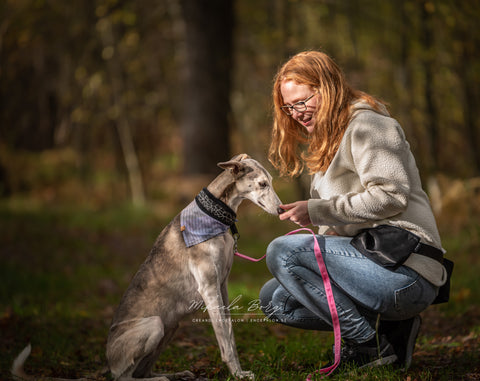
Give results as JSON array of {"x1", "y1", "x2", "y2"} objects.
[{"x1": 278, "y1": 201, "x2": 312, "y2": 227}]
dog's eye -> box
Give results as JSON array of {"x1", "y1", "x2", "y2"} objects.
[{"x1": 259, "y1": 181, "x2": 269, "y2": 189}]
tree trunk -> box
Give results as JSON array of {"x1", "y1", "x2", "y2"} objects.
[
  {"x1": 420, "y1": 0, "x2": 439, "y2": 173},
  {"x1": 179, "y1": 0, "x2": 234, "y2": 175},
  {"x1": 456, "y1": 32, "x2": 480, "y2": 175},
  {"x1": 99, "y1": 17, "x2": 146, "y2": 207}
]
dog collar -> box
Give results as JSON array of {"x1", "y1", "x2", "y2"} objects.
[{"x1": 195, "y1": 188, "x2": 237, "y2": 227}]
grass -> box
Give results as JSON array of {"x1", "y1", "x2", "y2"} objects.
[{"x1": 1, "y1": 197, "x2": 479, "y2": 380}]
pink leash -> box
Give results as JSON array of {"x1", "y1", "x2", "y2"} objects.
[
  {"x1": 234, "y1": 227, "x2": 341, "y2": 378},
  {"x1": 233, "y1": 251, "x2": 266, "y2": 262}
]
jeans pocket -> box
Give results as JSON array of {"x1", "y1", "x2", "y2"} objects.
[{"x1": 394, "y1": 277, "x2": 435, "y2": 319}]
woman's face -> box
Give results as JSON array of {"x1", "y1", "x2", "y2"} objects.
[{"x1": 280, "y1": 80, "x2": 318, "y2": 134}]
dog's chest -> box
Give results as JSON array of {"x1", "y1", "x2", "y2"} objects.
[{"x1": 197, "y1": 235, "x2": 235, "y2": 278}]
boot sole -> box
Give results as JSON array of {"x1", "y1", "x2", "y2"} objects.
[{"x1": 358, "y1": 353, "x2": 398, "y2": 368}]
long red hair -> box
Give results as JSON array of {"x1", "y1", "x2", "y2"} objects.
[{"x1": 269, "y1": 51, "x2": 384, "y2": 177}]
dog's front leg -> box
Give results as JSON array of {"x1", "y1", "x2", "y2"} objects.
[
  {"x1": 220, "y1": 279, "x2": 237, "y2": 353},
  {"x1": 204, "y1": 284, "x2": 254, "y2": 380},
  {"x1": 219, "y1": 280, "x2": 255, "y2": 380},
  {"x1": 190, "y1": 262, "x2": 254, "y2": 380}
]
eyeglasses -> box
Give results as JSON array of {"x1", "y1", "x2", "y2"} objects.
[{"x1": 281, "y1": 94, "x2": 315, "y2": 115}]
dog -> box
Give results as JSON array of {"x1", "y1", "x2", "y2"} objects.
[{"x1": 12, "y1": 154, "x2": 282, "y2": 381}]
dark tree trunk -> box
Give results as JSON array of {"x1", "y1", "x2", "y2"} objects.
[
  {"x1": 179, "y1": 0, "x2": 234, "y2": 175},
  {"x1": 420, "y1": 0, "x2": 439, "y2": 173},
  {"x1": 456, "y1": 31, "x2": 480, "y2": 175}
]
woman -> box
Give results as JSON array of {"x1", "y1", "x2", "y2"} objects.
[{"x1": 259, "y1": 51, "x2": 448, "y2": 370}]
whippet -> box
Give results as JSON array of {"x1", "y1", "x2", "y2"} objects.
[{"x1": 12, "y1": 154, "x2": 282, "y2": 381}]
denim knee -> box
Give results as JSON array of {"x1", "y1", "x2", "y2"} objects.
[
  {"x1": 259, "y1": 278, "x2": 279, "y2": 313},
  {"x1": 266, "y1": 236, "x2": 292, "y2": 276}
]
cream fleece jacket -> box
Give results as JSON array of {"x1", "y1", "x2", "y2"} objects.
[{"x1": 308, "y1": 102, "x2": 447, "y2": 286}]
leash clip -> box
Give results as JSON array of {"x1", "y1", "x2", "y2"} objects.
[
  {"x1": 231, "y1": 223, "x2": 267, "y2": 262},
  {"x1": 230, "y1": 223, "x2": 240, "y2": 254},
  {"x1": 233, "y1": 232, "x2": 240, "y2": 255}
]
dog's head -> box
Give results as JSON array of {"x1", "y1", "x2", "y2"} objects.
[{"x1": 217, "y1": 154, "x2": 282, "y2": 215}]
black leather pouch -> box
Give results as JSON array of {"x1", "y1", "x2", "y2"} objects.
[
  {"x1": 432, "y1": 258, "x2": 454, "y2": 304},
  {"x1": 350, "y1": 224, "x2": 421, "y2": 270},
  {"x1": 351, "y1": 224, "x2": 453, "y2": 304}
]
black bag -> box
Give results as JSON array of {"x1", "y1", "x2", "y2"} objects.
[
  {"x1": 351, "y1": 224, "x2": 453, "y2": 304},
  {"x1": 432, "y1": 258, "x2": 454, "y2": 304},
  {"x1": 350, "y1": 225, "x2": 421, "y2": 270}
]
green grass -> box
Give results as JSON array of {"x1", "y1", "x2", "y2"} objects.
[{"x1": 1, "y1": 198, "x2": 479, "y2": 380}]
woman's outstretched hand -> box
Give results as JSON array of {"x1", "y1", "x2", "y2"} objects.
[{"x1": 278, "y1": 201, "x2": 312, "y2": 227}]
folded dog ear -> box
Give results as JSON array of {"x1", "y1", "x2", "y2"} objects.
[
  {"x1": 230, "y1": 153, "x2": 250, "y2": 162},
  {"x1": 217, "y1": 153, "x2": 250, "y2": 175},
  {"x1": 217, "y1": 159, "x2": 247, "y2": 176}
]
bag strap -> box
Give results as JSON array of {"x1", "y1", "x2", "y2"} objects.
[{"x1": 414, "y1": 242, "x2": 444, "y2": 263}]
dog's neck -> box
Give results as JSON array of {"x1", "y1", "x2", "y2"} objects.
[
  {"x1": 195, "y1": 188, "x2": 237, "y2": 228},
  {"x1": 206, "y1": 171, "x2": 242, "y2": 213}
]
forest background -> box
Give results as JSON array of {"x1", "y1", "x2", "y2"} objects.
[
  {"x1": 1, "y1": 0, "x2": 479, "y2": 380},
  {"x1": 2, "y1": 0, "x2": 480, "y2": 203}
]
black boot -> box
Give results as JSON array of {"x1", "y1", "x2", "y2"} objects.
[
  {"x1": 340, "y1": 334, "x2": 398, "y2": 369},
  {"x1": 379, "y1": 315, "x2": 422, "y2": 370}
]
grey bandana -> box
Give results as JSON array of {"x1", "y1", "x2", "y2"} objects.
[{"x1": 180, "y1": 188, "x2": 237, "y2": 247}]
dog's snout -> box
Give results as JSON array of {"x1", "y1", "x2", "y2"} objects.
[{"x1": 277, "y1": 206, "x2": 285, "y2": 215}]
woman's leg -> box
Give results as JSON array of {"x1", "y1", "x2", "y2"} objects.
[
  {"x1": 259, "y1": 278, "x2": 332, "y2": 330},
  {"x1": 261, "y1": 234, "x2": 437, "y2": 344}
]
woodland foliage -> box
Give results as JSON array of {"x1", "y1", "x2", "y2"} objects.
[{"x1": 1, "y1": 0, "x2": 479, "y2": 204}]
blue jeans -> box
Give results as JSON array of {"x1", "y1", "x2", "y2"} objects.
[{"x1": 259, "y1": 234, "x2": 438, "y2": 344}]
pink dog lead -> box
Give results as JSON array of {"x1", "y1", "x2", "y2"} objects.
[{"x1": 234, "y1": 227, "x2": 342, "y2": 378}]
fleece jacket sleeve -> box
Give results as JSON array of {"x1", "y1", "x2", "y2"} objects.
[{"x1": 307, "y1": 114, "x2": 412, "y2": 226}]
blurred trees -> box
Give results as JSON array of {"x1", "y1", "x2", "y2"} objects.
[
  {"x1": 179, "y1": 0, "x2": 234, "y2": 175},
  {"x1": 0, "y1": 0, "x2": 479, "y2": 204},
  {"x1": 1, "y1": 0, "x2": 181, "y2": 202}
]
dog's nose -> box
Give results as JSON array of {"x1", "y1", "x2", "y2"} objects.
[{"x1": 277, "y1": 206, "x2": 285, "y2": 215}]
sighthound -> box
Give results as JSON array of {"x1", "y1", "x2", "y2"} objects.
[{"x1": 12, "y1": 154, "x2": 282, "y2": 381}]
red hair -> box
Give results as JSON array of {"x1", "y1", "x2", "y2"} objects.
[{"x1": 269, "y1": 51, "x2": 384, "y2": 177}]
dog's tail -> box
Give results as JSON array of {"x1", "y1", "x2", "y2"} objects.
[
  {"x1": 11, "y1": 343, "x2": 98, "y2": 381},
  {"x1": 11, "y1": 343, "x2": 33, "y2": 380}
]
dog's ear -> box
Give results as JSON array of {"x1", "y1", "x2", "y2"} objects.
[
  {"x1": 217, "y1": 159, "x2": 246, "y2": 176},
  {"x1": 230, "y1": 153, "x2": 250, "y2": 162},
  {"x1": 217, "y1": 153, "x2": 250, "y2": 175}
]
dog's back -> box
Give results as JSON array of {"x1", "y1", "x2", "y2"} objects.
[{"x1": 108, "y1": 215, "x2": 202, "y2": 325}]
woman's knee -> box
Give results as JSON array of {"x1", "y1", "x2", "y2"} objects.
[
  {"x1": 266, "y1": 236, "x2": 292, "y2": 274},
  {"x1": 259, "y1": 278, "x2": 279, "y2": 310}
]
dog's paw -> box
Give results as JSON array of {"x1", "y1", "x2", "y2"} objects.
[
  {"x1": 235, "y1": 370, "x2": 255, "y2": 380},
  {"x1": 174, "y1": 370, "x2": 196, "y2": 380},
  {"x1": 150, "y1": 370, "x2": 195, "y2": 380}
]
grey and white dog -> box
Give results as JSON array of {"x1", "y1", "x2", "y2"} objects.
[{"x1": 12, "y1": 154, "x2": 282, "y2": 381}]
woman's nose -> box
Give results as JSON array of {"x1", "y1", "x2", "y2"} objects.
[{"x1": 291, "y1": 109, "x2": 304, "y2": 119}]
